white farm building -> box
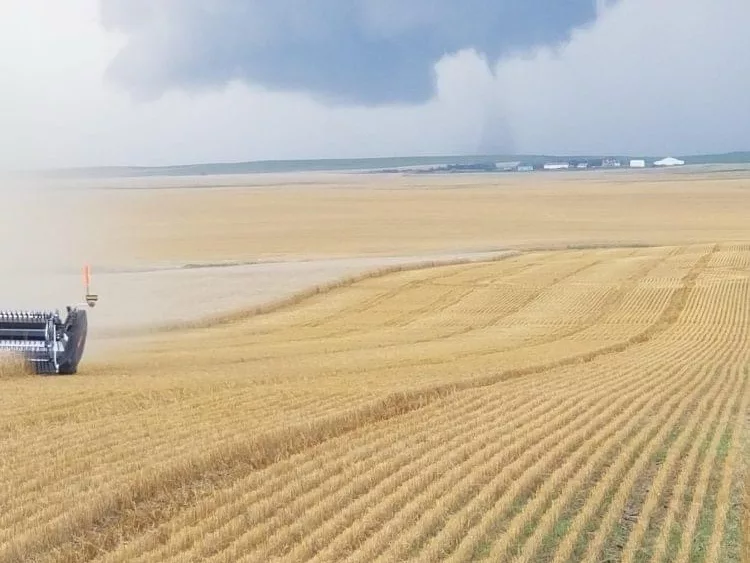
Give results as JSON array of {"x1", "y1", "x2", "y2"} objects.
[
  {"x1": 654, "y1": 157, "x2": 685, "y2": 167},
  {"x1": 629, "y1": 159, "x2": 646, "y2": 168}
]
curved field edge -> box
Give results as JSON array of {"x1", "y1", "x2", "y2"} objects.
[
  {"x1": 104, "y1": 250, "x2": 522, "y2": 338},
  {"x1": 107, "y1": 242, "x2": 660, "y2": 339}
]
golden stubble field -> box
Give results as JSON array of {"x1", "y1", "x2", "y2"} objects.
[{"x1": 1, "y1": 170, "x2": 749, "y2": 562}]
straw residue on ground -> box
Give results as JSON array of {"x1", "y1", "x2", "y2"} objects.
[{"x1": 1, "y1": 240, "x2": 748, "y2": 562}]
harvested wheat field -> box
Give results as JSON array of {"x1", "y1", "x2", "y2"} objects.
[{"x1": 1, "y1": 172, "x2": 749, "y2": 562}]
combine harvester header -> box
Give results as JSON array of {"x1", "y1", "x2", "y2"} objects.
[{"x1": 0, "y1": 265, "x2": 99, "y2": 375}]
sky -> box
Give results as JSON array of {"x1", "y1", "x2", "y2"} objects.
[{"x1": 0, "y1": 0, "x2": 749, "y2": 170}]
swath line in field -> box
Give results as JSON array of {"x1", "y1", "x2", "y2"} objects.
[
  {"x1": 0, "y1": 246, "x2": 717, "y2": 563},
  {"x1": 102, "y1": 364, "x2": 589, "y2": 562},
  {"x1": 255, "y1": 355, "x2": 662, "y2": 563},
  {"x1": 222, "y1": 254, "x2": 607, "y2": 364},
  {"x1": 619, "y1": 279, "x2": 749, "y2": 562},
  {"x1": 550, "y1": 362, "x2": 726, "y2": 563},
  {"x1": 210, "y1": 247, "x2": 685, "y2": 381},
  {"x1": 649, "y1": 366, "x2": 747, "y2": 563},
  {"x1": 481, "y1": 326, "x2": 732, "y2": 563},
  {"x1": 424, "y1": 306, "x2": 724, "y2": 563},
  {"x1": 345, "y1": 314, "x2": 711, "y2": 563},
  {"x1": 366, "y1": 335, "x2": 707, "y2": 563},
  {"x1": 611, "y1": 362, "x2": 743, "y2": 563},
  {"x1": 546, "y1": 249, "x2": 737, "y2": 563},
  {"x1": 200, "y1": 252, "x2": 581, "y2": 351},
  {"x1": 157, "y1": 252, "x2": 523, "y2": 334},
  {"x1": 678, "y1": 368, "x2": 750, "y2": 563}
]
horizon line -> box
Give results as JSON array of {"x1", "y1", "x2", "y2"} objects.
[{"x1": 15, "y1": 149, "x2": 750, "y2": 174}]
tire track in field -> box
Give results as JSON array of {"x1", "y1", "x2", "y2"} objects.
[
  {"x1": 172, "y1": 322, "x2": 698, "y2": 563},
  {"x1": 254, "y1": 257, "x2": 533, "y2": 336},
  {"x1": 233, "y1": 256, "x2": 549, "y2": 344},
  {"x1": 146, "y1": 252, "x2": 522, "y2": 337},
  {"x1": 591, "y1": 253, "x2": 748, "y2": 562},
  {"x1": 482, "y1": 332, "x2": 735, "y2": 562},
  {"x1": 672, "y1": 381, "x2": 750, "y2": 559},
  {"x1": 150, "y1": 253, "x2": 602, "y2": 369},
  {"x1": 220, "y1": 256, "x2": 601, "y2": 362},
  {"x1": 415, "y1": 247, "x2": 680, "y2": 362},
  {"x1": 281, "y1": 245, "x2": 693, "y2": 374},
  {"x1": 581, "y1": 336, "x2": 745, "y2": 562},
  {"x1": 0, "y1": 246, "x2": 717, "y2": 563},
  {"x1": 208, "y1": 250, "x2": 650, "y2": 367},
  {"x1": 555, "y1": 362, "x2": 733, "y2": 563},
  {"x1": 285, "y1": 247, "x2": 669, "y2": 350}
]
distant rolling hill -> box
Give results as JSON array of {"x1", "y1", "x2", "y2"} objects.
[{"x1": 24, "y1": 151, "x2": 750, "y2": 179}]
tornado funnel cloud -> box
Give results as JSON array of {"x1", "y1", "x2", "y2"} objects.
[{"x1": 100, "y1": 0, "x2": 606, "y2": 105}]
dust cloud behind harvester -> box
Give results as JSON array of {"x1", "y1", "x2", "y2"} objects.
[{"x1": 0, "y1": 175, "x2": 115, "y2": 312}]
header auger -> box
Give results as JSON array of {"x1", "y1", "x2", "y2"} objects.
[{"x1": 0, "y1": 265, "x2": 99, "y2": 375}]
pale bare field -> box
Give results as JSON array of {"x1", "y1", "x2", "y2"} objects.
[
  {"x1": 91, "y1": 170, "x2": 750, "y2": 265},
  {"x1": 1, "y1": 170, "x2": 749, "y2": 562}
]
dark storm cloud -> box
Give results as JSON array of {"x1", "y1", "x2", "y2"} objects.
[{"x1": 100, "y1": 0, "x2": 605, "y2": 105}]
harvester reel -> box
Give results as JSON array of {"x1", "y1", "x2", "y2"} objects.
[
  {"x1": 0, "y1": 266, "x2": 98, "y2": 375},
  {"x1": 0, "y1": 308, "x2": 89, "y2": 375}
]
